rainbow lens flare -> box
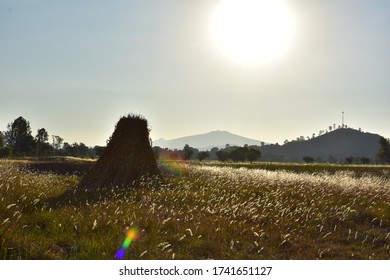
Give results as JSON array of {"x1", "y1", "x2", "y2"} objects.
[
  {"x1": 115, "y1": 227, "x2": 139, "y2": 259},
  {"x1": 157, "y1": 152, "x2": 189, "y2": 176}
]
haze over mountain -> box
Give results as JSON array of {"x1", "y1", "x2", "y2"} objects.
[
  {"x1": 153, "y1": 130, "x2": 266, "y2": 150},
  {"x1": 154, "y1": 128, "x2": 382, "y2": 163}
]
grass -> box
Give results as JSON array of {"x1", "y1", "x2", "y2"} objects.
[
  {"x1": 1, "y1": 159, "x2": 390, "y2": 259},
  {"x1": 197, "y1": 160, "x2": 390, "y2": 177}
]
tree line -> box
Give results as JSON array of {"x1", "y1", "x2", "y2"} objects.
[
  {"x1": 377, "y1": 136, "x2": 390, "y2": 164},
  {"x1": 300, "y1": 136, "x2": 390, "y2": 164},
  {"x1": 0, "y1": 116, "x2": 103, "y2": 158},
  {"x1": 153, "y1": 144, "x2": 261, "y2": 163},
  {"x1": 1, "y1": 116, "x2": 389, "y2": 164}
]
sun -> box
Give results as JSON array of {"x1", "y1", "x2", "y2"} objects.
[{"x1": 209, "y1": 0, "x2": 297, "y2": 65}]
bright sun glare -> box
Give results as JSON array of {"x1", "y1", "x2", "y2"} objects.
[{"x1": 209, "y1": 0, "x2": 297, "y2": 65}]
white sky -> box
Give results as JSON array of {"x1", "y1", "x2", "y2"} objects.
[{"x1": 1, "y1": 0, "x2": 389, "y2": 146}]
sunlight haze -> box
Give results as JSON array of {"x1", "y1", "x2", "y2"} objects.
[{"x1": 1, "y1": 0, "x2": 389, "y2": 146}]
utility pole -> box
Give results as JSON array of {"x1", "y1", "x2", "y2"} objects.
[{"x1": 342, "y1": 111, "x2": 344, "y2": 128}]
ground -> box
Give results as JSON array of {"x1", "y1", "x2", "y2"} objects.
[{"x1": 1, "y1": 158, "x2": 390, "y2": 259}]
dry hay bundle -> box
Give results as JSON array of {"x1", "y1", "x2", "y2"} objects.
[{"x1": 79, "y1": 114, "x2": 160, "y2": 190}]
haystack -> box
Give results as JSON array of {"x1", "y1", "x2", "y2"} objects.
[{"x1": 79, "y1": 114, "x2": 160, "y2": 190}]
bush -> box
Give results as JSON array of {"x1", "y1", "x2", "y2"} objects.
[
  {"x1": 0, "y1": 146, "x2": 12, "y2": 158},
  {"x1": 302, "y1": 156, "x2": 314, "y2": 163}
]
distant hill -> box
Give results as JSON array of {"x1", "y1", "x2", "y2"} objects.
[
  {"x1": 153, "y1": 128, "x2": 382, "y2": 163},
  {"x1": 260, "y1": 128, "x2": 381, "y2": 162},
  {"x1": 153, "y1": 130, "x2": 266, "y2": 150}
]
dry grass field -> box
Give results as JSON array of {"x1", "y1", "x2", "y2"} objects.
[{"x1": 1, "y1": 159, "x2": 390, "y2": 259}]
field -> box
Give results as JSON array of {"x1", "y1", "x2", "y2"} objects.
[{"x1": 1, "y1": 158, "x2": 390, "y2": 259}]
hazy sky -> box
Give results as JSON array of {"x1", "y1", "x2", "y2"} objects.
[{"x1": 1, "y1": 0, "x2": 389, "y2": 146}]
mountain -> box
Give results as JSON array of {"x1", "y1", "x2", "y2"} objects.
[
  {"x1": 153, "y1": 130, "x2": 266, "y2": 150},
  {"x1": 153, "y1": 128, "x2": 382, "y2": 162},
  {"x1": 260, "y1": 128, "x2": 381, "y2": 162}
]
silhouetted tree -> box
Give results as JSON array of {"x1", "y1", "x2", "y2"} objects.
[
  {"x1": 230, "y1": 147, "x2": 246, "y2": 162},
  {"x1": 246, "y1": 148, "x2": 261, "y2": 163},
  {"x1": 52, "y1": 135, "x2": 64, "y2": 151},
  {"x1": 5, "y1": 116, "x2": 35, "y2": 156},
  {"x1": 75, "y1": 143, "x2": 89, "y2": 157},
  {"x1": 209, "y1": 147, "x2": 219, "y2": 160},
  {"x1": 345, "y1": 156, "x2": 354, "y2": 164},
  {"x1": 0, "y1": 132, "x2": 4, "y2": 148},
  {"x1": 35, "y1": 128, "x2": 53, "y2": 156},
  {"x1": 303, "y1": 156, "x2": 314, "y2": 163},
  {"x1": 36, "y1": 128, "x2": 48, "y2": 143},
  {"x1": 216, "y1": 150, "x2": 229, "y2": 162},
  {"x1": 192, "y1": 148, "x2": 200, "y2": 160},
  {"x1": 198, "y1": 151, "x2": 209, "y2": 161},
  {"x1": 63, "y1": 142, "x2": 72, "y2": 155},
  {"x1": 0, "y1": 132, "x2": 12, "y2": 157},
  {"x1": 94, "y1": 146, "x2": 106, "y2": 158},
  {"x1": 377, "y1": 137, "x2": 390, "y2": 163},
  {"x1": 0, "y1": 146, "x2": 12, "y2": 157},
  {"x1": 62, "y1": 142, "x2": 92, "y2": 158},
  {"x1": 183, "y1": 144, "x2": 194, "y2": 160}
]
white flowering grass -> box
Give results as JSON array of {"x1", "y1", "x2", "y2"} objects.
[{"x1": 1, "y1": 159, "x2": 390, "y2": 259}]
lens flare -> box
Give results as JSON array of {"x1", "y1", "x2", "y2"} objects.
[
  {"x1": 157, "y1": 151, "x2": 189, "y2": 176},
  {"x1": 115, "y1": 226, "x2": 139, "y2": 260},
  {"x1": 115, "y1": 248, "x2": 126, "y2": 260}
]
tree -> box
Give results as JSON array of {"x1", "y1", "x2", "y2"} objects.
[
  {"x1": 360, "y1": 157, "x2": 370, "y2": 164},
  {"x1": 36, "y1": 128, "x2": 49, "y2": 143},
  {"x1": 303, "y1": 156, "x2": 314, "y2": 163},
  {"x1": 345, "y1": 156, "x2": 354, "y2": 164},
  {"x1": 5, "y1": 116, "x2": 35, "y2": 156},
  {"x1": 216, "y1": 150, "x2": 229, "y2": 162},
  {"x1": 74, "y1": 142, "x2": 89, "y2": 158},
  {"x1": 52, "y1": 135, "x2": 64, "y2": 151},
  {"x1": 63, "y1": 142, "x2": 72, "y2": 155},
  {"x1": 63, "y1": 142, "x2": 91, "y2": 158},
  {"x1": 0, "y1": 132, "x2": 12, "y2": 157},
  {"x1": 93, "y1": 146, "x2": 106, "y2": 158},
  {"x1": 209, "y1": 147, "x2": 219, "y2": 160},
  {"x1": 35, "y1": 128, "x2": 52, "y2": 156},
  {"x1": 377, "y1": 137, "x2": 390, "y2": 163},
  {"x1": 94, "y1": 145, "x2": 106, "y2": 158},
  {"x1": 183, "y1": 144, "x2": 194, "y2": 160},
  {"x1": 246, "y1": 148, "x2": 261, "y2": 163},
  {"x1": 0, "y1": 132, "x2": 4, "y2": 148},
  {"x1": 198, "y1": 151, "x2": 209, "y2": 161},
  {"x1": 230, "y1": 147, "x2": 246, "y2": 162}
]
